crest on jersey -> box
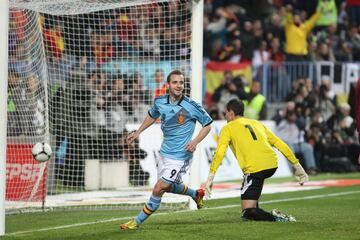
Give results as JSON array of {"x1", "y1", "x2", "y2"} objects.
[{"x1": 177, "y1": 111, "x2": 185, "y2": 125}]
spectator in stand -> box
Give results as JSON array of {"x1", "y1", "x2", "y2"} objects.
[
  {"x1": 130, "y1": 72, "x2": 151, "y2": 105},
  {"x1": 142, "y1": 27, "x2": 161, "y2": 57},
  {"x1": 24, "y1": 73, "x2": 46, "y2": 136},
  {"x1": 315, "y1": 80, "x2": 337, "y2": 123},
  {"x1": 284, "y1": 4, "x2": 323, "y2": 62},
  {"x1": 177, "y1": 21, "x2": 192, "y2": 61},
  {"x1": 101, "y1": 75, "x2": 129, "y2": 160},
  {"x1": 314, "y1": 0, "x2": 338, "y2": 33},
  {"x1": 153, "y1": 69, "x2": 167, "y2": 98},
  {"x1": 89, "y1": 69, "x2": 109, "y2": 129},
  {"x1": 269, "y1": 37, "x2": 285, "y2": 64},
  {"x1": 109, "y1": 73, "x2": 131, "y2": 116},
  {"x1": 54, "y1": 70, "x2": 91, "y2": 185},
  {"x1": 307, "y1": 36, "x2": 318, "y2": 62},
  {"x1": 88, "y1": 70, "x2": 125, "y2": 160},
  {"x1": 277, "y1": 110, "x2": 318, "y2": 174},
  {"x1": 337, "y1": 1, "x2": 348, "y2": 35},
  {"x1": 320, "y1": 78, "x2": 337, "y2": 104},
  {"x1": 339, "y1": 103, "x2": 354, "y2": 128},
  {"x1": 306, "y1": 118, "x2": 327, "y2": 169},
  {"x1": 91, "y1": 28, "x2": 114, "y2": 66},
  {"x1": 326, "y1": 103, "x2": 354, "y2": 142},
  {"x1": 347, "y1": 0, "x2": 360, "y2": 27},
  {"x1": 327, "y1": 103, "x2": 360, "y2": 168},
  {"x1": 7, "y1": 69, "x2": 26, "y2": 136},
  {"x1": 217, "y1": 38, "x2": 242, "y2": 62},
  {"x1": 252, "y1": 40, "x2": 270, "y2": 78},
  {"x1": 209, "y1": 9, "x2": 241, "y2": 62},
  {"x1": 314, "y1": 41, "x2": 336, "y2": 61},
  {"x1": 285, "y1": 77, "x2": 306, "y2": 102},
  {"x1": 268, "y1": 37, "x2": 288, "y2": 101},
  {"x1": 302, "y1": 78, "x2": 318, "y2": 117},
  {"x1": 335, "y1": 40, "x2": 354, "y2": 62},
  {"x1": 164, "y1": 0, "x2": 190, "y2": 28},
  {"x1": 240, "y1": 21, "x2": 257, "y2": 62},
  {"x1": 212, "y1": 71, "x2": 248, "y2": 116},
  {"x1": 346, "y1": 25, "x2": 360, "y2": 61},
  {"x1": 272, "y1": 101, "x2": 296, "y2": 125},
  {"x1": 116, "y1": 9, "x2": 138, "y2": 49},
  {"x1": 203, "y1": 9, "x2": 228, "y2": 60},
  {"x1": 160, "y1": 25, "x2": 180, "y2": 61},
  {"x1": 253, "y1": 19, "x2": 264, "y2": 42},
  {"x1": 264, "y1": 12, "x2": 285, "y2": 44},
  {"x1": 316, "y1": 24, "x2": 340, "y2": 53},
  {"x1": 289, "y1": 80, "x2": 311, "y2": 123},
  {"x1": 244, "y1": 80, "x2": 267, "y2": 120}
]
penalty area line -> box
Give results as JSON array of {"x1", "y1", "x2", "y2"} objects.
[{"x1": 6, "y1": 190, "x2": 360, "y2": 236}]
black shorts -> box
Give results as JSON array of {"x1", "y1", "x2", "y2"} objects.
[{"x1": 241, "y1": 168, "x2": 277, "y2": 200}]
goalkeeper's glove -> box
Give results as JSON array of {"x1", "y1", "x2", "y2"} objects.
[
  {"x1": 205, "y1": 173, "x2": 215, "y2": 199},
  {"x1": 293, "y1": 163, "x2": 308, "y2": 185}
]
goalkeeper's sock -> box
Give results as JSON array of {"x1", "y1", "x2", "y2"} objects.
[
  {"x1": 135, "y1": 194, "x2": 161, "y2": 225},
  {"x1": 169, "y1": 183, "x2": 196, "y2": 199},
  {"x1": 242, "y1": 208, "x2": 276, "y2": 221}
]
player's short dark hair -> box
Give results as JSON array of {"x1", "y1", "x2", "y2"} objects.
[
  {"x1": 226, "y1": 99, "x2": 244, "y2": 116},
  {"x1": 166, "y1": 70, "x2": 184, "y2": 83}
]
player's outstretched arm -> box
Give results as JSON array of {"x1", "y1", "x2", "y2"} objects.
[
  {"x1": 205, "y1": 127, "x2": 230, "y2": 198},
  {"x1": 127, "y1": 115, "x2": 156, "y2": 144},
  {"x1": 264, "y1": 126, "x2": 309, "y2": 185}
]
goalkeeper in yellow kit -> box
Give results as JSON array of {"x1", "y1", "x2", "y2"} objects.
[{"x1": 205, "y1": 99, "x2": 308, "y2": 222}]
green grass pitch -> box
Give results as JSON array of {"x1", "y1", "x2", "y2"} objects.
[{"x1": 4, "y1": 173, "x2": 360, "y2": 240}]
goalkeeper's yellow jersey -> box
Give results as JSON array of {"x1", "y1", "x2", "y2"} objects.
[{"x1": 210, "y1": 117, "x2": 299, "y2": 175}]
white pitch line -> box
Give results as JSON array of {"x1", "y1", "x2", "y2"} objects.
[{"x1": 6, "y1": 190, "x2": 360, "y2": 236}]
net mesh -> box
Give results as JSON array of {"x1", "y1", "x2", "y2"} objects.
[{"x1": 7, "y1": 0, "x2": 193, "y2": 213}]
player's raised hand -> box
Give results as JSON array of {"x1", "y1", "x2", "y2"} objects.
[{"x1": 127, "y1": 131, "x2": 139, "y2": 144}]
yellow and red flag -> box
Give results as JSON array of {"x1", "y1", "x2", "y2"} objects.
[{"x1": 205, "y1": 61, "x2": 251, "y2": 105}]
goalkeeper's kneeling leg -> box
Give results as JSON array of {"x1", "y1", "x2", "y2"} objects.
[{"x1": 242, "y1": 208, "x2": 276, "y2": 221}]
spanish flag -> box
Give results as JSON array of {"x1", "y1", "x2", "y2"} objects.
[{"x1": 205, "y1": 61, "x2": 252, "y2": 105}]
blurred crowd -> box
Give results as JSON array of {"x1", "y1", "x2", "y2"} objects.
[
  {"x1": 6, "y1": 0, "x2": 360, "y2": 184},
  {"x1": 274, "y1": 77, "x2": 359, "y2": 173},
  {"x1": 7, "y1": 1, "x2": 194, "y2": 186},
  {"x1": 204, "y1": 0, "x2": 360, "y2": 64},
  {"x1": 203, "y1": 0, "x2": 360, "y2": 174}
]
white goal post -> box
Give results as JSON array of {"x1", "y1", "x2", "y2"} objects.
[
  {"x1": 1, "y1": 0, "x2": 204, "y2": 233},
  {"x1": 189, "y1": 0, "x2": 203, "y2": 210},
  {"x1": 0, "y1": 0, "x2": 10, "y2": 235}
]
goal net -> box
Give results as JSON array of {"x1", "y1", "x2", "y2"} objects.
[{"x1": 6, "y1": 0, "x2": 195, "y2": 213}]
